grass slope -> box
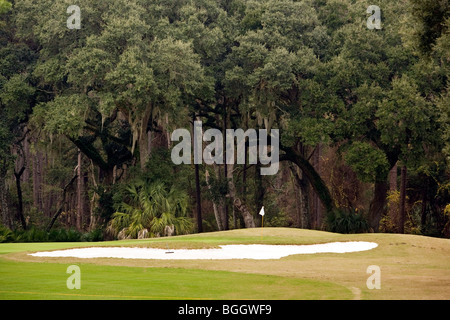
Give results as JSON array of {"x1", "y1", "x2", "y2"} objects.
[{"x1": 1, "y1": 228, "x2": 449, "y2": 300}]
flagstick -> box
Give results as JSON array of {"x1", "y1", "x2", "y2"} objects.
[
  {"x1": 259, "y1": 206, "x2": 265, "y2": 241},
  {"x1": 261, "y1": 214, "x2": 264, "y2": 241}
]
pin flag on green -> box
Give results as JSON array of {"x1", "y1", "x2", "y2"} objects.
[{"x1": 259, "y1": 206, "x2": 265, "y2": 240}]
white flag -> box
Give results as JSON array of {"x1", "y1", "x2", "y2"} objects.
[{"x1": 259, "y1": 206, "x2": 265, "y2": 216}]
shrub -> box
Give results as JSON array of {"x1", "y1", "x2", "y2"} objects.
[
  {"x1": 81, "y1": 229, "x2": 104, "y2": 242},
  {"x1": 0, "y1": 226, "x2": 104, "y2": 243},
  {"x1": 108, "y1": 180, "x2": 193, "y2": 239},
  {"x1": 0, "y1": 224, "x2": 13, "y2": 243},
  {"x1": 326, "y1": 208, "x2": 370, "y2": 234}
]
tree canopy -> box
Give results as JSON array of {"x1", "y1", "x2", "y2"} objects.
[{"x1": 0, "y1": 0, "x2": 448, "y2": 239}]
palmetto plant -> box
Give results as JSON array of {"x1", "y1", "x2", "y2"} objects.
[
  {"x1": 326, "y1": 208, "x2": 370, "y2": 234},
  {"x1": 108, "y1": 181, "x2": 193, "y2": 238}
]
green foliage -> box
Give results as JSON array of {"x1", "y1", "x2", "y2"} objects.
[
  {"x1": 0, "y1": 225, "x2": 104, "y2": 243},
  {"x1": 435, "y1": 83, "x2": 450, "y2": 163},
  {"x1": 32, "y1": 95, "x2": 90, "y2": 138},
  {"x1": 377, "y1": 75, "x2": 435, "y2": 164},
  {"x1": 0, "y1": 0, "x2": 448, "y2": 238},
  {"x1": 0, "y1": 0, "x2": 11, "y2": 14},
  {"x1": 0, "y1": 43, "x2": 37, "y2": 79},
  {"x1": 92, "y1": 184, "x2": 118, "y2": 223},
  {"x1": 0, "y1": 224, "x2": 13, "y2": 242},
  {"x1": 129, "y1": 147, "x2": 193, "y2": 193},
  {"x1": 343, "y1": 142, "x2": 389, "y2": 183},
  {"x1": 81, "y1": 229, "x2": 104, "y2": 242},
  {"x1": 108, "y1": 180, "x2": 193, "y2": 238},
  {"x1": 0, "y1": 120, "x2": 14, "y2": 170},
  {"x1": 407, "y1": 0, "x2": 449, "y2": 54},
  {"x1": 204, "y1": 168, "x2": 229, "y2": 205},
  {"x1": 326, "y1": 208, "x2": 370, "y2": 234}
]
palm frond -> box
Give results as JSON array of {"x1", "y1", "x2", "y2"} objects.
[{"x1": 109, "y1": 180, "x2": 193, "y2": 239}]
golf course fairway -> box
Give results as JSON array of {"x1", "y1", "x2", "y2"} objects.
[{"x1": 1, "y1": 228, "x2": 449, "y2": 300}]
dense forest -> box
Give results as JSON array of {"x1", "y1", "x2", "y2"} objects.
[{"x1": 0, "y1": 0, "x2": 449, "y2": 242}]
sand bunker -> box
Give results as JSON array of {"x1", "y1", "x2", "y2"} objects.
[{"x1": 29, "y1": 242, "x2": 378, "y2": 260}]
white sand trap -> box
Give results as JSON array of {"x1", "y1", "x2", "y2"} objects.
[{"x1": 29, "y1": 241, "x2": 378, "y2": 260}]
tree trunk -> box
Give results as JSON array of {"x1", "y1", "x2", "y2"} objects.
[
  {"x1": 137, "y1": 107, "x2": 152, "y2": 169},
  {"x1": 76, "y1": 149, "x2": 83, "y2": 231},
  {"x1": 88, "y1": 159, "x2": 98, "y2": 231},
  {"x1": 32, "y1": 151, "x2": 43, "y2": 213},
  {"x1": 242, "y1": 113, "x2": 248, "y2": 202},
  {"x1": 89, "y1": 193, "x2": 98, "y2": 231},
  {"x1": 23, "y1": 134, "x2": 30, "y2": 182},
  {"x1": 14, "y1": 166, "x2": 27, "y2": 230},
  {"x1": 0, "y1": 170, "x2": 12, "y2": 229},
  {"x1": 217, "y1": 165, "x2": 228, "y2": 229},
  {"x1": 240, "y1": 143, "x2": 248, "y2": 229},
  {"x1": 367, "y1": 151, "x2": 399, "y2": 232},
  {"x1": 254, "y1": 163, "x2": 264, "y2": 219},
  {"x1": 138, "y1": 127, "x2": 150, "y2": 170},
  {"x1": 368, "y1": 181, "x2": 388, "y2": 232},
  {"x1": 205, "y1": 169, "x2": 224, "y2": 230},
  {"x1": 387, "y1": 162, "x2": 398, "y2": 227},
  {"x1": 399, "y1": 166, "x2": 407, "y2": 234},
  {"x1": 242, "y1": 146, "x2": 247, "y2": 201},
  {"x1": 165, "y1": 113, "x2": 171, "y2": 149},
  {"x1": 389, "y1": 163, "x2": 398, "y2": 190},
  {"x1": 420, "y1": 191, "x2": 427, "y2": 231},
  {"x1": 282, "y1": 146, "x2": 334, "y2": 214},
  {"x1": 47, "y1": 173, "x2": 78, "y2": 232},
  {"x1": 312, "y1": 144, "x2": 323, "y2": 229},
  {"x1": 299, "y1": 175, "x2": 309, "y2": 229},
  {"x1": 289, "y1": 163, "x2": 309, "y2": 228},
  {"x1": 222, "y1": 110, "x2": 229, "y2": 230},
  {"x1": 227, "y1": 163, "x2": 255, "y2": 228},
  {"x1": 223, "y1": 164, "x2": 229, "y2": 230},
  {"x1": 191, "y1": 114, "x2": 203, "y2": 233},
  {"x1": 41, "y1": 152, "x2": 51, "y2": 216},
  {"x1": 32, "y1": 153, "x2": 38, "y2": 211},
  {"x1": 195, "y1": 163, "x2": 203, "y2": 233}
]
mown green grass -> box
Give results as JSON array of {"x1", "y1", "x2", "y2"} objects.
[
  {"x1": 0, "y1": 228, "x2": 354, "y2": 300},
  {"x1": 0, "y1": 258, "x2": 351, "y2": 300},
  {"x1": 1, "y1": 228, "x2": 449, "y2": 300}
]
